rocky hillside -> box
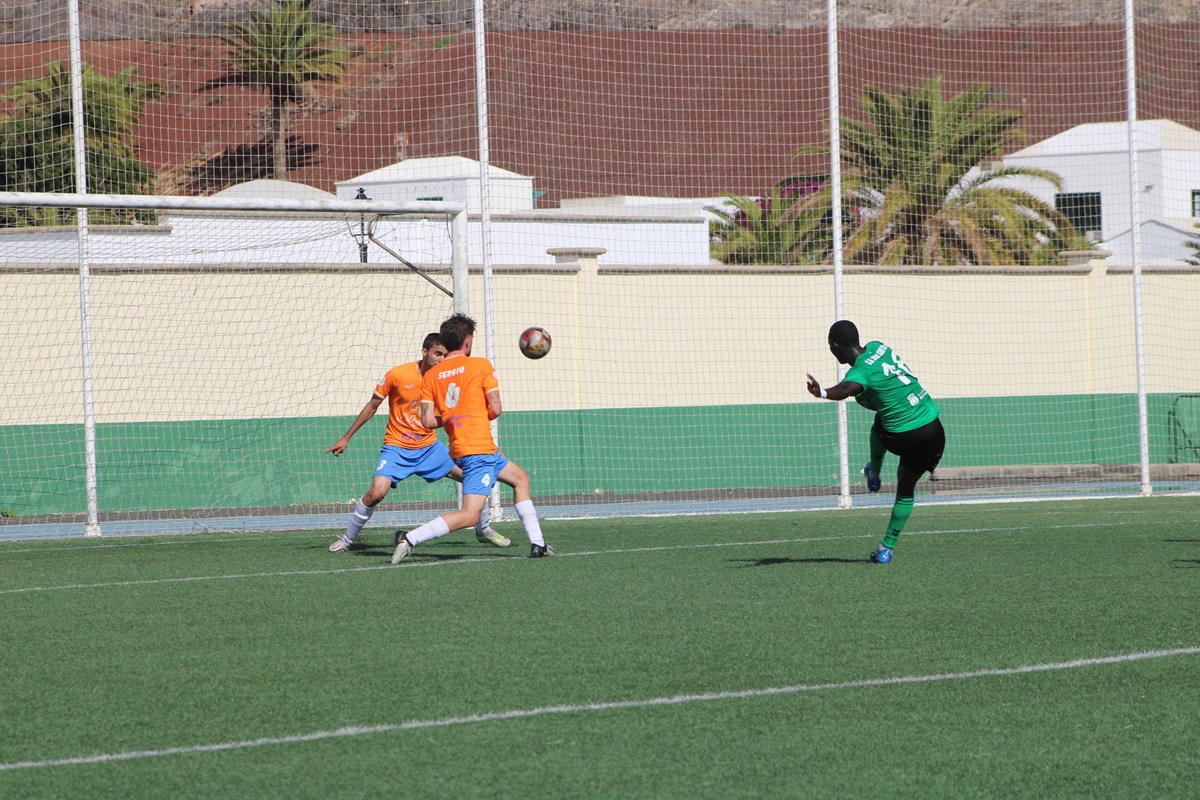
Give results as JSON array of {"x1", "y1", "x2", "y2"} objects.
[{"x1": 4, "y1": 0, "x2": 1200, "y2": 42}]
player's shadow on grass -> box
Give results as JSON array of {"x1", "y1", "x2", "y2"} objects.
[
  {"x1": 1165, "y1": 539, "x2": 1200, "y2": 569},
  {"x1": 328, "y1": 546, "x2": 507, "y2": 562},
  {"x1": 308, "y1": 539, "x2": 507, "y2": 561},
  {"x1": 733, "y1": 556, "x2": 866, "y2": 567}
]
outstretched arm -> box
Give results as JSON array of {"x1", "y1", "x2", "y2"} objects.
[
  {"x1": 805, "y1": 373, "x2": 864, "y2": 402},
  {"x1": 326, "y1": 395, "x2": 384, "y2": 456}
]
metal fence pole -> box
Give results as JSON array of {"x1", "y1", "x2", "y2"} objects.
[{"x1": 1125, "y1": 0, "x2": 1152, "y2": 495}]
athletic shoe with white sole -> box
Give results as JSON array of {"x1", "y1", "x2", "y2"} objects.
[
  {"x1": 329, "y1": 536, "x2": 354, "y2": 553},
  {"x1": 391, "y1": 534, "x2": 414, "y2": 565},
  {"x1": 475, "y1": 527, "x2": 512, "y2": 548},
  {"x1": 529, "y1": 542, "x2": 555, "y2": 558}
]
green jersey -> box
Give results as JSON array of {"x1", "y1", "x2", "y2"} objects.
[{"x1": 843, "y1": 341, "x2": 939, "y2": 433}]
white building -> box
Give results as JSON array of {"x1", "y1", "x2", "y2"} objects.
[
  {"x1": 997, "y1": 120, "x2": 1200, "y2": 266},
  {"x1": 0, "y1": 160, "x2": 714, "y2": 268},
  {"x1": 336, "y1": 157, "x2": 714, "y2": 266},
  {"x1": 336, "y1": 156, "x2": 533, "y2": 213}
]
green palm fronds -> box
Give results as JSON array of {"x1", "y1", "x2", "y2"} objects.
[
  {"x1": 0, "y1": 61, "x2": 162, "y2": 226},
  {"x1": 795, "y1": 78, "x2": 1083, "y2": 266},
  {"x1": 201, "y1": 0, "x2": 351, "y2": 178}
]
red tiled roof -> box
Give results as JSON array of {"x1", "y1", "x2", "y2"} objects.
[{"x1": 5, "y1": 25, "x2": 1198, "y2": 204}]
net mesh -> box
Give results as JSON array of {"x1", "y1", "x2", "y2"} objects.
[
  {"x1": 3, "y1": 1, "x2": 1200, "y2": 534},
  {"x1": 0, "y1": 205, "x2": 458, "y2": 525}
]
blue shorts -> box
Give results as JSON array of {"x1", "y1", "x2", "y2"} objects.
[
  {"x1": 374, "y1": 443, "x2": 455, "y2": 487},
  {"x1": 455, "y1": 451, "x2": 509, "y2": 496}
]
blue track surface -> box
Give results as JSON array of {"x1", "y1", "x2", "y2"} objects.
[{"x1": 3, "y1": 481, "x2": 1198, "y2": 542}]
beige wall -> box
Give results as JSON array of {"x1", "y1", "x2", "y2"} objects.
[{"x1": 3, "y1": 263, "x2": 1199, "y2": 426}]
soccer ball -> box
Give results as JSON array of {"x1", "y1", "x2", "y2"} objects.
[{"x1": 518, "y1": 326, "x2": 552, "y2": 359}]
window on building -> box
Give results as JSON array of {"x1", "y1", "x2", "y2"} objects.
[
  {"x1": 1192, "y1": 190, "x2": 1200, "y2": 218},
  {"x1": 1055, "y1": 192, "x2": 1102, "y2": 239}
]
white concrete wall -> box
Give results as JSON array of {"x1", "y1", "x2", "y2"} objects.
[{"x1": 4, "y1": 262, "x2": 1199, "y2": 426}]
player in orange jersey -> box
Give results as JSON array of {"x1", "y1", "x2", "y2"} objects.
[
  {"x1": 392, "y1": 313, "x2": 553, "y2": 562},
  {"x1": 325, "y1": 332, "x2": 510, "y2": 552}
]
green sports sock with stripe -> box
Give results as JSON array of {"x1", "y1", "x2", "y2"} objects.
[{"x1": 881, "y1": 496, "x2": 914, "y2": 549}]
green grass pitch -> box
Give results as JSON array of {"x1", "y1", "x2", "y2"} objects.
[{"x1": 1, "y1": 496, "x2": 1198, "y2": 798}]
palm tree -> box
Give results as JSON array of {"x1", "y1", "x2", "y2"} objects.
[
  {"x1": 0, "y1": 61, "x2": 161, "y2": 226},
  {"x1": 201, "y1": 0, "x2": 351, "y2": 179},
  {"x1": 804, "y1": 79, "x2": 1080, "y2": 266},
  {"x1": 709, "y1": 177, "x2": 849, "y2": 265},
  {"x1": 1184, "y1": 237, "x2": 1200, "y2": 266}
]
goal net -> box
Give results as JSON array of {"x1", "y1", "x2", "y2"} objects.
[{"x1": 0, "y1": 192, "x2": 467, "y2": 534}]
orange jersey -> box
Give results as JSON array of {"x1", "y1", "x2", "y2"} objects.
[
  {"x1": 374, "y1": 362, "x2": 438, "y2": 449},
  {"x1": 420, "y1": 354, "x2": 499, "y2": 458}
]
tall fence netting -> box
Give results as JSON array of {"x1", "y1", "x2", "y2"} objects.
[{"x1": 2, "y1": 1, "x2": 1198, "y2": 534}]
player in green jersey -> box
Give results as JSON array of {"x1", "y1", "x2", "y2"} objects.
[{"x1": 806, "y1": 320, "x2": 946, "y2": 564}]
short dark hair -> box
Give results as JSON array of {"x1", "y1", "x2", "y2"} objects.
[
  {"x1": 828, "y1": 320, "x2": 860, "y2": 347},
  {"x1": 421, "y1": 332, "x2": 442, "y2": 351},
  {"x1": 439, "y1": 313, "x2": 476, "y2": 352}
]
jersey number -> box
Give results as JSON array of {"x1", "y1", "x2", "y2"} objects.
[
  {"x1": 881, "y1": 352, "x2": 914, "y2": 385},
  {"x1": 445, "y1": 382, "x2": 461, "y2": 408}
]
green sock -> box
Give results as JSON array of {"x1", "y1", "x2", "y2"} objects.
[{"x1": 881, "y1": 496, "x2": 914, "y2": 549}]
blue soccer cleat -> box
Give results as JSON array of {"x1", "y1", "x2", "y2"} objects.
[
  {"x1": 863, "y1": 462, "x2": 882, "y2": 493},
  {"x1": 869, "y1": 545, "x2": 892, "y2": 564}
]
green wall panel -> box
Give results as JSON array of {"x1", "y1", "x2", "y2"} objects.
[{"x1": 0, "y1": 394, "x2": 1195, "y2": 517}]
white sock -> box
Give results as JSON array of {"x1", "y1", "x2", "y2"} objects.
[
  {"x1": 474, "y1": 498, "x2": 492, "y2": 534},
  {"x1": 405, "y1": 515, "x2": 450, "y2": 546},
  {"x1": 513, "y1": 500, "x2": 544, "y2": 547},
  {"x1": 343, "y1": 499, "x2": 375, "y2": 543}
]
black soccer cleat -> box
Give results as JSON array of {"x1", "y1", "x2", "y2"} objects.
[{"x1": 529, "y1": 543, "x2": 555, "y2": 558}]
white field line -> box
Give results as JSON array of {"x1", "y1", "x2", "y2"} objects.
[
  {"x1": 1, "y1": 646, "x2": 1195, "y2": 773},
  {"x1": 0, "y1": 518, "x2": 1180, "y2": 597}
]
